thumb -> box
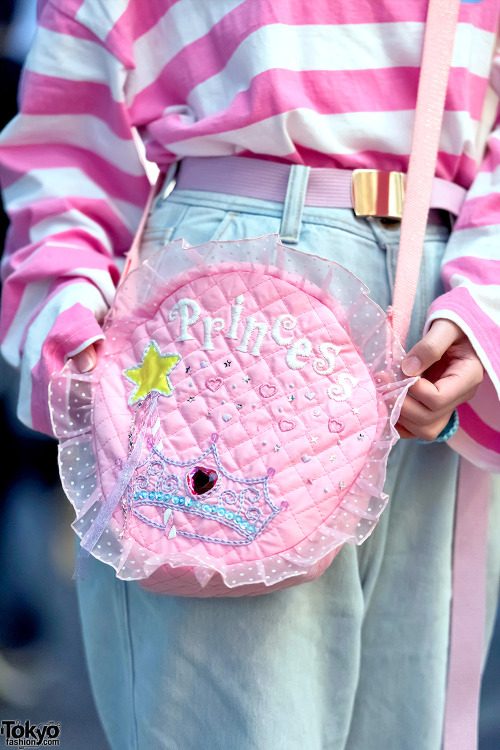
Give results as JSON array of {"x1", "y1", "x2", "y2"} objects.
[
  {"x1": 72, "y1": 344, "x2": 98, "y2": 373},
  {"x1": 401, "y1": 320, "x2": 461, "y2": 377}
]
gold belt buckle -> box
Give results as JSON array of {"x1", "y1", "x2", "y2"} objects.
[{"x1": 351, "y1": 170, "x2": 405, "y2": 220}]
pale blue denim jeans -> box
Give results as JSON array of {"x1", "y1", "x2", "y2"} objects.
[{"x1": 76, "y1": 178, "x2": 500, "y2": 750}]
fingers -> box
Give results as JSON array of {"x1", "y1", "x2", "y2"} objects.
[
  {"x1": 396, "y1": 319, "x2": 486, "y2": 441},
  {"x1": 397, "y1": 319, "x2": 483, "y2": 442},
  {"x1": 403, "y1": 374, "x2": 480, "y2": 413},
  {"x1": 72, "y1": 344, "x2": 97, "y2": 373},
  {"x1": 397, "y1": 387, "x2": 458, "y2": 441},
  {"x1": 396, "y1": 414, "x2": 452, "y2": 442},
  {"x1": 397, "y1": 398, "x2": 454, "y2": 441},
  {"x1": 402, "y1": 319, "x2": 462, "y2": 376},
  {"x1": 397, "y1": 377, "x2": 476, "y2": 442},
  {"x1": 395, "y1": 423, "x2": 417, "y2": 440}
]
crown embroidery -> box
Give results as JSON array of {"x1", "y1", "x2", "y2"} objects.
[{"x1": 127, "y1": 435, "x2": 285, "y2": 546}]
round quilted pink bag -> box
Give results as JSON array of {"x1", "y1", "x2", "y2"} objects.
[{"x1": 49, "y1": 234, "x2": 415, "y2": 596}]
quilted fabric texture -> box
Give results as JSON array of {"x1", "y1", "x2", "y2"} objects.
[{"x1": 49, "y1": 236, "x2": 416, "y2": 597}]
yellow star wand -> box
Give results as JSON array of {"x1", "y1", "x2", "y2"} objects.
[{"x1": 124, "y1": 341, "x2": 181, "y2": 405}]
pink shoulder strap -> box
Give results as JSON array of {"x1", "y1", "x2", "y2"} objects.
[
  {"x1": 391, "y1": 0, "x2": 461, "y2": 347},
  {"x1": 394, "y1": 5, "x2": 489, "y2": 750}
]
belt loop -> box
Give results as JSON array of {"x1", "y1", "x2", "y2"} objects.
[
  {"x1": 150, "y1": 161, "x2": 181, "y2": 213},
  {"x1": 161, "y1": 160, "x2": 180, "y2": 199},
  {"x1": 280, "y1": 164, "x2": 311, "y2": 244}
]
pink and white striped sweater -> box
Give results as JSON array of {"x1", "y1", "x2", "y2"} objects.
[{"x1": 0, "y1": 0, "x2": 499, "y2": 468}]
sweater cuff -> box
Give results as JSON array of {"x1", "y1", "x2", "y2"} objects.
[{"x1": 28, "y1": 304, "x2": 104, "y2": 436}]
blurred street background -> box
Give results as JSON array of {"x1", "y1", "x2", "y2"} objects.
[{"x1": 0, "y1": 2, "x2": 499, "y2": 748}]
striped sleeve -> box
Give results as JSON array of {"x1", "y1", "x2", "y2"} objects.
[
  {"x1": 425, "y1": 49, "x2": 500, "y2": 470},
  {"x1": 0, "y1": 0, "x2": 151, "y2": 435}
]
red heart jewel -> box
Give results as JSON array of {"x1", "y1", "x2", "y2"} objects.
[{"x1": 186, "y1": 466, "x2": 218, "y2": 496}]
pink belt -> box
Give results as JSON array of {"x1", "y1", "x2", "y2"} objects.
[{"x1": 173, "y1": 155, "x2": 467, "y2": 219}]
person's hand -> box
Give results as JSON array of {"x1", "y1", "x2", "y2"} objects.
[
  {"x1": 72, "y1": 344, "x2": 98, "y2": 373},
  {"x1": 397, "y1": 319, "x2": 484, "y2": 440}
]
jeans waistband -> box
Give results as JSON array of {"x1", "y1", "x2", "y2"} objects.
[{"x1": 168, "y1": 155, "x2": 464, "y2": 242}]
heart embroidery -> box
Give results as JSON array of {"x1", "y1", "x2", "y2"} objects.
[
  {"x1": 206, "y1": 377, "x2": 223, "y2": 392},
  {"x1": 279, "y1": 419, "x2": 296, "y2": 432},
  {"x1": 259, "y1": 383, "x2": 278, "y2": 398},
  {"x1": 305, "y1": 392, "x2": 315, "y2": 401},
  {"x1": 328, "y1": 418, "x2": 344, "y2": 433}
]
